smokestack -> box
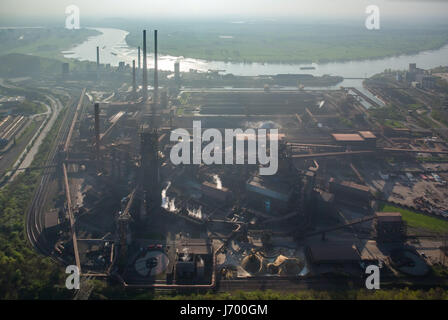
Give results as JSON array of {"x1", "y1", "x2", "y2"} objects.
[
  {"x1": 174, "y1": 61, "x2": 180, "y2": 83},
  {"x1": 142, "y1": 30, "x2": 148, "y2": 101},
  {"x1": 94, "y1": 103, "x2": 100, "y2": 160},
  {"x1": 153, "y1": 30, "x2": 158, "y2": 106},
  {"x1": 132, "y1": 60, "x2": 136, "y2": 93},
  {"x1": 96, "y1": 46, "x2": 100, "y2": 68},
  {"x1": 138, "y1": 46, "x2": 141, "y2": 71}
]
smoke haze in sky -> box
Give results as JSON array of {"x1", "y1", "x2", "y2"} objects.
[{"x1": 1, "y1": 0, "x2": 447, "y2": 21}]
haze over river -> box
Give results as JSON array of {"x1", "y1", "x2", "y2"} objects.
[{"x1": 63, "y1": 27, "x2": 448, "y2": 91}]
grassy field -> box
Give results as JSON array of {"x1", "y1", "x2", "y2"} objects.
[
  {"x1": 1, "y1": 101, "x2": 47, "y2": 115},
  {"x1": 0, "y1": 28, "x2": 99, "y2": 78},
  {"x1": 0, "y1": 28, "x2": 98, "y2": 60},
  {"x1": 380, "y1": 204, "x2": 448, "y2": 234},
  {"x1": 125, "y1": 22, "x2": 448, "y2": 64},
  {"x1": 0, "y1": 53, "x2": 64, "y2": 77},
  {"x1": 369, "y1": 104, "x2": 406, "y2": 128}
]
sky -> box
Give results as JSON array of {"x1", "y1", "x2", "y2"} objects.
[{"x1": 1, "y1": 0, "x2": 447, "y2": 21}]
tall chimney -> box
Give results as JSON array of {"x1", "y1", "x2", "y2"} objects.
[
  {"x1": 142, "y1": 30, "x2": 148, "y2": 101},
  {"x1": 174, "y1": 61, "x2": 180, "y2": 83},
  {"x1": 153, "y1": 30, "x2": 159, "y2": 106},
  {"x1": 132, "y1": 60, "x2": 136, "y2": 93},
  {"x1": 138, "y1": 46, "x2": 141, "y2": 71},
  {"x1": 96, "y1": 46, "x2": 100, "y2": 68},
  {"x1": 94, "y1": 103, "x2": 100, "y2": 160}
]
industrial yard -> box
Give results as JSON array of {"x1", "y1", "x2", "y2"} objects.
[
  {"x1": 0, "y1": 90, "x2": 52, "y2": 184},
  {"x1": 0, "y1": 20, "x2": 445, "y2": 302},
  {"x1": 3, "y1": 28, "x2": 441, "y2": 299}
]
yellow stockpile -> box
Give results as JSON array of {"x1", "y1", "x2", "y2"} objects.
[
  {"x1": 241, "y1": 251, "x2": 304, "y2": 276},
  {"x1": 267, "y1": 255, "x2": 304, "y2": 276}
]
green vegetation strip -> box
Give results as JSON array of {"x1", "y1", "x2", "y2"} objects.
[
  {"x1": 0, "y1": 106, "x2": 70, "y2": 299},
  {"x1": 15, "y1": 121, "x2": 38, "y2": 146},
  {"x1": 380, "y1": 204, "x2": 448, "y2": 234},
  {"x1": 88, "y1": 285, "x2": 448, "y2": 300},
  {"x1": 155, "y1": 288, "x2": 448, "y2": 300}
]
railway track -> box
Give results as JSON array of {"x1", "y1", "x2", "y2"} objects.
[{"x1": 25, "y1": 91, "x2": 84, "y2": 255}]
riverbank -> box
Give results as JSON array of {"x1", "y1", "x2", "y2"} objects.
[
  {"x1": 64, "y1": 27, "x2": 448, "y2": 80},
  {"x1": 124, "y1": 23, "x2": 448, "y2": 64},
  {"x1": 0, "y1": 27, "x2": 100, "y2": 62}
]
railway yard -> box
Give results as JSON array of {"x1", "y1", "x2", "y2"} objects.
[{"x1": 3, "y1": 32, "x2": 448, "y2": 296}]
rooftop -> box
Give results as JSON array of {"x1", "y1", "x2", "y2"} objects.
[
  {"x1": 236, "y1": 133, "x2": 286, "y2": 141},
  {"x1": 202, "y1": 181, "x2": 230, "y2": 193},
  {"x1": 375, "y1": 212, "x2": 403, "y2": 222},
  {"x1": 246, "y1": 175, "x2": 291, "y2": 201},
  {"x1": 176, "y1": 238, "x2": 212, "y2": 255},
  {"x1": 338, "y1": 180, "x2": 371, "y2": 193},
  {"x1": 358, "y1": 131, "x2": 377, "y2": 139},
  {"x1": 308, "y1": 243, "x2": 360, "y2": 263},
  {"x1": 45, "y1": 209, "x2": 59, "y2": 229},
  {"x1": 331, "y1": 133, "x2": 365, "y2": 142}
]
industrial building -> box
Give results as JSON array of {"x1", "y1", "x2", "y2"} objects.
[
  {"x1": 24, "y1": 28, "x2": 448, "y2": 294},
  {"x1": 0, "y1": 115, "x2": 27, "y2": 148},
  {"x1": 331, "y1": 132, "x2": 376, "y2": 150},
  {"x1": 246, "y1": 175, "x2": 292, "y2": 214},
  {"x1": 201, "y1": 181, "x2": 232, "y2": 203},
  {"x1": 375, "y1": 212, "x2": 406, "y2": 242},
  {"x1": 175, "y1": 238, "x2": 212, "y2": 283},
  {"x1": 306, "y1": 243, "x2": 361, "y2": 265},
  {"x1": 329, "y1": 178, "x2": 372, "y2": 209}
]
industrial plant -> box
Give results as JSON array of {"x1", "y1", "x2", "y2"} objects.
[{"x1": 6, "y1": 28, "x2": 448, "y2": 295}]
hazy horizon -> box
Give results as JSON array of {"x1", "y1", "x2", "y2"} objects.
[{"x1": 1, "y1": 0, "x2": 448, "y2": 23}]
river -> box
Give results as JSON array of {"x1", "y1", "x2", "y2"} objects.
[
  {"x1": 63, "y1": 27, "x2": 448, "y2": 106},
  {"x1": 63, "y1": 27, "x2": 448, "y2": 77}
]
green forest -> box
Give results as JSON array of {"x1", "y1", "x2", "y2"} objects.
[{"x1": 0, "y1": 106, "x2": 70, "y2": 299}]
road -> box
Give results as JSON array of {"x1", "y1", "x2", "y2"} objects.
[{"x1": 8, "y1": 96, "x2": 61, "y2": 182}]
